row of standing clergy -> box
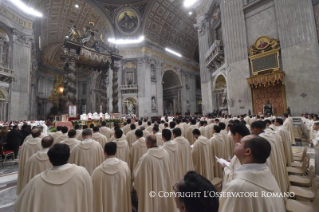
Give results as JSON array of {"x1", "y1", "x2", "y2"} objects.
[{"x1": 15, "y1": 127, "x2": 195, "y2": 212}]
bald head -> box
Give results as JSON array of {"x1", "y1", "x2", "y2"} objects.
[
  {"x1": 31, "y1": 128, "x2": 41, "y2": 138},
  {"x1": 146, "y1": 135, "x2": 157, "y2": 149},
  {"x1": 41, "y1": 136, "x2": 54, "y2": 148}
]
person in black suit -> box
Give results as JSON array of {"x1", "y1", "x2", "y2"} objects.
[{"x1": 5, "y1": 125, "x2": 22, "y2": 159}]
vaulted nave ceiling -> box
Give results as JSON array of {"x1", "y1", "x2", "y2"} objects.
[{"x1": 22, "y1": 0, "x2": 198, "y2": 70}]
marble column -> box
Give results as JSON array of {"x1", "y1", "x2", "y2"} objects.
[
  {"x1": 274, "y1": 0, "x2": 319, "y2": 115},
  {"x1": 220, "y1": 0, "x2": 252, "y2": 115},
  {"x1": 195, "y1": 15, "x2": 213, "y2": 113},
  {"x1": 101, "y1": 68, "x2": 108, "y2": 113},
  {"x1": 10, "y1": 29, "x2": 33, "y2": 120},
  {"x1": 111, "y1": 62, "x2": 120, "y2": 113}
]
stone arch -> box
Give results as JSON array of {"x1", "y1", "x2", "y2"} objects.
[
  {"x1": 213, "y1": 74, "x2": 227, "y2": 92},
  {"x1": 162, "y1": 69, "x2": 183, "y2": 115},
  {"x1": 161, "y1": 69, "x2": 182, "y2": 89},
  {"x1": 212, "y1": 74, "x2": 229, "y2": 113},
  {"x1": 122, "y1": 96, "x2": 138, "y2": 105}
]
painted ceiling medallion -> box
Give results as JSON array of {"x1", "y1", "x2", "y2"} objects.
[{"x1": 115, "y1": 8, "x2": 140, "y2": 35}]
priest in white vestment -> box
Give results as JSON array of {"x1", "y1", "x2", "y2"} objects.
[
  {"x1": 283, "y1": 114, "x2": 295, "y2": 144},
  {"x1": 219, "y1": 122, "x2": 231, "y2": 159},
  {"x1": 141, "y1": 126, "x2": 151, "y2": 138},
  {"x1": 55, "y1": 126, "x2": 69, "y2": 144},
  {"x1": 191, "y1": 129, "x2": 214, "y2": 181},
  {"x1": 60, "y1": 129, "x2": 81, "y2": 150},
  {"x1": 122, "y1": 119, "x2": 131, "y2": 135},
  {"x1": 76, "y1": 125, "x2": 89, "y2": 141},
  {"x1": 222, "y1": 124, "x2": 251, "y2": 189},
  {"x1": 112, "y1": 129, "x2": 130, "y2": 165},
  {"x1": 251, "y1": 121, "x2": 289, "y2": 194},
  {"x1": 24, "y1": 127, "x2": 46, "y2": 142},
  {"x1": 21, "y1": 136, "x2": 54, "y2": 190},
  {"x1": 133, "y1": 135, "x2": 175, "y2": 212},
  {"x1": 130, "y1": 129, "x2": 148, "y2": 172},
  {"x1": 186, "y1": 119, "x2": 198, "y2": 145},
  {"x1": 51, "y1": 126, "x2": 63, "y2": 142},
  {"x1": 146, "y1": 121, "x2": 153, "y2": 133},
  {"x1": 311, "y1": 122, "x2": 319, "y2": 175},
  {"x1": 16, "y1": 128, "x2": 43, "y2": 195},
  {"x1": 69, "y1": 129, "x2": 104, "y2": 174},
  {"x1": 99, "y1": 121, "x2": 112, "y2": 140},
  {"x1": 274, "y1": 118, "x2": 294, "y2": 166},
  {"x1": 153, "y1": 126, "x2": 164, "y2": 146},
  {"x1": 172, "y1": 128, "x2": 193, "y2": 181},
  {"x1": 15, "y1": 143, "x2": 93, "y2": 212},
  {"x1": 91, "y1": 142, "x2": 131, "y2": 212},
  {"x1": 219, "y1": 135, "x2": 286, "y2": 212},
  {"x1": 162, "y1": 129, "x2": 180, "y2": 182},
  {"x1": 175, "y1": 119, "x2": 185, "y2": 137},
  {"x1": 199, "y1": 121, "x2": 208, "y2": 138},
  {"x1": 92, "y1": 127, "x2": 108, "y2": 149},
  {"x1": 74, "y1": 124, "x2": 82, "y2": 136},
  {"x1": 125, "y1": 124, "x2": 137, "y2": 148},
  {"x1": 209, "y1": 125, "x2": 227, "y2": 178}
]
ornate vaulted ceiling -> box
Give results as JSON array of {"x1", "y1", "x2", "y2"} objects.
[{"x1": 23, "y1": 0, "x2": 198, "y2": 69}]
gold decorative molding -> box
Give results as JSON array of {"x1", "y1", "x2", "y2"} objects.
[
  {"x1": 249, "y1": 36, "x2": 281, "y2": 75},
  {"x1": 47, "y1": 75, "x2": 64, "y2": 106},
  {"x1": 119, "y1": 47, "x2": 200, "y2": 72},
  {"x1": 247, "y1": 71, "x2": 285, "y2": 88},
  {"x1": 0, "y1": 6, "x2": 33, "y2": 29}
]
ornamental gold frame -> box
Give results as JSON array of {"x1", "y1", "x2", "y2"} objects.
[{"x1": 249, "y1": 48, "x2": 281, "y2": 75}]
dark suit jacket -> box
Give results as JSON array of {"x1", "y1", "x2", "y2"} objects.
[{"x1": 6, "y1": 130, "x2": 22, "y2": 149}]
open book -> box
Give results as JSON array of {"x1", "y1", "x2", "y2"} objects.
[{"x1": 215, "y1": 156, "x2": 230, "y2": 167}]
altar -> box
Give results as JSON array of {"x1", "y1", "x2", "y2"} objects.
[{"x1": 54, "y1": 121, "x2": 73, "y2": 131}]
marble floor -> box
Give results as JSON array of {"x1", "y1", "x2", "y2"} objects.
[
  {"x1": 0, "y1": 160, "x2": 18, "y2": 212},
  {"x1": 0, "y1": 145, "x2": 316, "y2": 212}
]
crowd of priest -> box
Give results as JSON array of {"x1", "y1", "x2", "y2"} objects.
[{"x1": 1, "y1": 113, "x2": 318, "y2": 212}]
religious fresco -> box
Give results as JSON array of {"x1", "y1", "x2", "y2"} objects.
[
  {"x1": 116, "y1": 9, "x2": 140, "y2": 35},
  {"x1": 255, "y1": 36, "x2": 271, "y2": 50}
]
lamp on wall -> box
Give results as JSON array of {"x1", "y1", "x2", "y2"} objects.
[{"x1": 58, "y1": 86, "x2": 64, "y2": 94}]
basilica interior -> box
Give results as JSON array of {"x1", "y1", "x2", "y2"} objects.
[
  {"x1": 0, "y1": 0, "x2": 319, "y2": 212},
  {"x1": 0, "y1": 0, "x2": 318, "y2": 120}
]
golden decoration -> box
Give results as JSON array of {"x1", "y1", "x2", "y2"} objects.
[
  {"x1": 249, "y1": 36, "x2": 281, "y2": 75},
  {"x1": 247, "y1": 72, "x2": 285, "y2": 88},
  {"x1": 215, "y1": 75, "x2": 226, "y2": 91},
  {"x1": 249, "y1": 36, "x2": 280, "y2": 56},
  {"x1": 0, "y1": 90, "x2": 5, "y2": 100},
  {"x1": 47, "y1": 75, "x2": 65, "y2": 106},
  {"x1": 124, "y1": 62, "x2": 136, "y2": 69}
]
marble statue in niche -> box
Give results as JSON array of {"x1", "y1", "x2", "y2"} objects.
[
  {"x1": 185, "y1": 74, "x2": 189, "y2": 89},
  {"x1": 126, "y1": 72, "x2": 134, "y2": 85},
  {"x1": 186, "y1": 101, "x2": 190, "y2": 113},
  {"x1": 127, "y1": 102, "x2": 134, "y2": 114},
  {"x1": 151, "y1": 96, "x2": 157, "y2": 110},
  {"x1": 165, "y1": 100, "x2": 173, "y2": 115},
  {"x1": 263, "y1": 100, "x2": 273, "y2": 115},
  {"x1": 151, "y1": 64, "x2": 156, "y2": 81},
  {"x1": 123, "y1": 61, "x2": 136, "y2": 85},
  {"x1": 221, "y1": 85, "x2": 228, "y2": 108}
]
